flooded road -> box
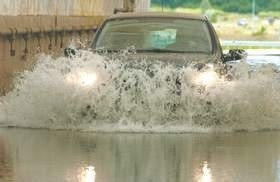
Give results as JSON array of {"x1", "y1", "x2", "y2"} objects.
[
  {"x1": 1, "y1": 128, "x2": 280, "y2": 182},
  {"x1": 1, "y1": 50, "x2": 280, "y2": 181}
]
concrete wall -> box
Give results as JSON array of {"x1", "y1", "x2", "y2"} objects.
[
  {"x1": 0, "y1": 0, "x2": 150, "y2": 16},
  {"x1": 0, "y1": 0, "x2": 151, "y2": 95},
  {"x1": 0, "y1": 15, "x2": 106, "y2": 95}
]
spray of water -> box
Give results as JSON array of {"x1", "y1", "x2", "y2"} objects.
[{"x1": 0, "y1": 50, "x2": 280, "y2": 132}]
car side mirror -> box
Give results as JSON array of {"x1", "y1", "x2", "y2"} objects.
[
  {"x1": 64, "y1": 47, "x2": 76, "y2": 57},
  {"x1": 223, "y1": 49, "x2": 247, "y2": 62}
]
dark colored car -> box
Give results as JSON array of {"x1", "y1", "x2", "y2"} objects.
[
  {"x1": 64, "y1": 12, "x2": 246, "y2": 87},
  {"x1": 90, "y1": 12, "x2": 244, "y2": 66}
]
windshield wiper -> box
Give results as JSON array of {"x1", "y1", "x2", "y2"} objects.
[
  {"x1": 94, "y1": 49, "x2": 120, "y2": 53},
  {"x1": 136, "y1": 49, "x2": 212, "y2": 54},
  {"x1": 137, "y1": 48, "x2": 188, "y2": 53},
  {"x1": 95, "y1": 48, "x2": 210, "y2": 54}
]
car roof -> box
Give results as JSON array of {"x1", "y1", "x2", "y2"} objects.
[{"x1": 107, "y1": 12, "x2": 207, "y2": 21}]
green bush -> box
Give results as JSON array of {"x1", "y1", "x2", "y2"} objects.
[{"x1": 252, "y1": 26, "x2": 267, "y2": 36}]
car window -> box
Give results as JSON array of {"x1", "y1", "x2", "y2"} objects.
[{"x1": 94, "y1": 18, "x2": 213, "y2": 53}]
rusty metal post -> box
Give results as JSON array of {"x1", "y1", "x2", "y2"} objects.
[
  {"x1": 114, "y1": 0, "x2": 136, "y2": 14},
  {"x1": 124, "y1": 0, "x2": 135, "y2": 12}
]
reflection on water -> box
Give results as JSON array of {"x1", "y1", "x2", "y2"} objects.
[
  {"x1": 0, "y1": 137, "x2": 13, "y2": 182},
  {"x1": 1, "y1": 128, "x2": 280, "y2": 181},
  {"x1": 79, "y1": 166, "x2": 96, "y2": 182},
  {"x1": 200, "y1": 161, "x2": 212, "y2": 182}
]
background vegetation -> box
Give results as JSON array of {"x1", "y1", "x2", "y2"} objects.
[
  {"x1": 151, "y1": 0, "x2": 280, "y2": 43},
  {"x1": 151, "y1": 0, "x2": 280, "y2": 13}
]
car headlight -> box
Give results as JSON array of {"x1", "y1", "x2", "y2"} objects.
[
  {"x1": 66, "y1": 71, "x2": 98, "y2": 87},
  {"x1": 78, "y1": 72, "x2": 97, "y2": 86},
  {"x1": 195, "y1": 70, "x2": 219, "y2": 87}
]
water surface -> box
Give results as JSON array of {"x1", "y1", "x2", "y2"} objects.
[{"x1": 1, "y1": 128, "x2": 280, "y2": 182}]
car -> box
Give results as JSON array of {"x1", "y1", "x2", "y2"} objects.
[
  {"x1": 88, "y1": 12, "x2": 244, "y2": 65},
  {"x1": 91, "y1": 12, "x2": 223, "y2": 65},
  {"x1": 65, "y1": 12, "x2": 246, "y2": 86},
  {"x1": 237, "y1": 18, "x2": 248, "y2": 27}
]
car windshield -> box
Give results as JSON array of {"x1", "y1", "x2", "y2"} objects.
[{"x1": 94, "y1": 17, "x2": 213, "y2": 54}]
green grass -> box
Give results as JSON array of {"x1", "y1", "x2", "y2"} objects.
[{"x1": 258, "y1": 11, "x2": 280, "y2": 18}]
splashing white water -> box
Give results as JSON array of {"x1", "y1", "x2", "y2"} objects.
[{"x1": 1, "y1": 50, "x2": 280, "y2": 132}]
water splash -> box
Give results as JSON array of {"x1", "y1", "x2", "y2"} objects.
[{"x1": 1, "y1": 50, "x2": 280, "y2": 133}]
